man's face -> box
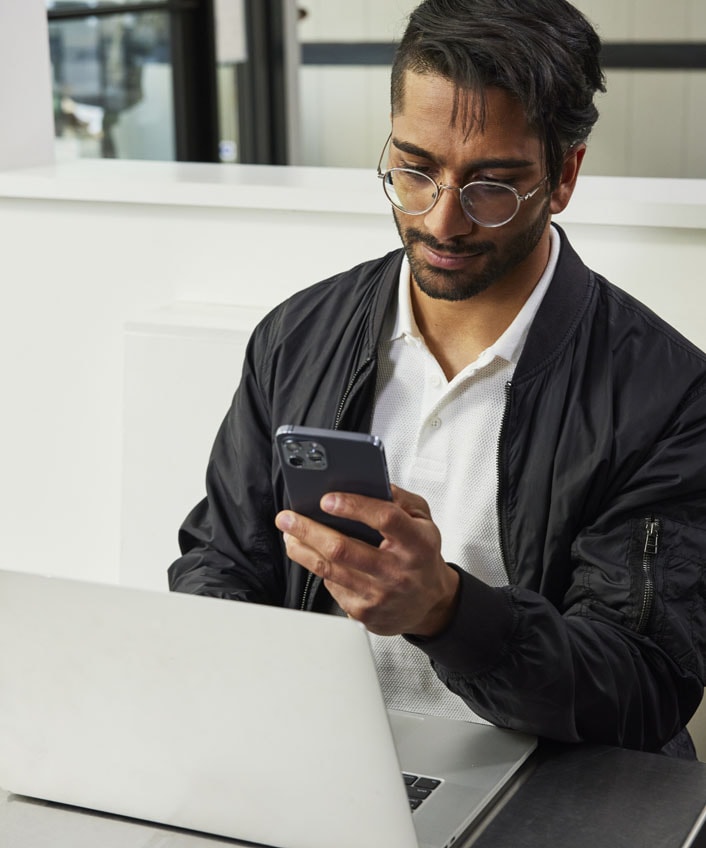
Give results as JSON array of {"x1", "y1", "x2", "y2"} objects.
[{"x1": 389, "y1": 72, "x2": 552, "y2": 303}]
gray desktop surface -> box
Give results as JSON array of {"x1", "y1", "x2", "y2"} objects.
[
  {"x1": 471, "y1": 742, "x2": 706, "y2": 848},
  {"x1": 0, "y1": 787, "x2": 237, "y2": 848},
  {"x1": 3, "y1": 744, "x2": 706, "y2": 848}
]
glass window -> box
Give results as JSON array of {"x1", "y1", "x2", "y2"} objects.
[
  {"x1": 48, "y1": 5, "x2": 175, "y2": 161},
  {"x1": 47, "y1": 1, "x2": 164, "y2": 9}
]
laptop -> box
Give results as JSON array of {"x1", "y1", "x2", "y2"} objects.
[{"x1": 0, "y1": 570, "x2": 536, "y2": 848}]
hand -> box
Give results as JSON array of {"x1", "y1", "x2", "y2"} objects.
[{"x1": 275, "y1": 485, "x2": 460, "y2": 637}]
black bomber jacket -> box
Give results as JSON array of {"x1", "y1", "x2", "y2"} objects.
[{"x1": 169, "y1": 226, "x2": 706, "y2": 752}]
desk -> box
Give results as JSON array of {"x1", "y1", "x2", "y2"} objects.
[
  {"x1": 0, "y1": 788, "x2": 235, "y2": 848},
  {"x1": 3, "y1": 744, "x2": 706, "y2": 848},
  {"x1": 471, "y1": 743, "x2": 706, "y2": 848}
]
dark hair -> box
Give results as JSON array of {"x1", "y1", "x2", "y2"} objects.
[{"x1": 391, "y1": 0, "x2": 606, "y2": 186}]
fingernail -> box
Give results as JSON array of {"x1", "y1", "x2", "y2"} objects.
[
  {"x1": 276, "y1": 512, "x2": 294, "y2": 531},
  {"x1": 321, "y1": 494, "x2": 336, "y2": 512}
]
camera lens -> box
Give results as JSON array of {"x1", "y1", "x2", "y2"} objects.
[{"x1": 308, "y1": 449, "x2": 325, "y2": 464}]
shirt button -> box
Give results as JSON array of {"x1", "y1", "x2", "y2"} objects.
[{"x1": 430, "y1": 417, "x2": 442, "y2": 429}]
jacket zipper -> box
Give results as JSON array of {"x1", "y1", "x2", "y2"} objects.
[
  {"x1": 299, "y1": 355, "x2": 375, "y2": 611},
  {"x1": 637, "y1": 517, "x2": 659, "y2": 633},
  {"x1": 333, "y1": 356, "x2": 375, "y2": 430},
  {"x1": 495, "y1": 381, "x2": 513, "y2": 578},
  {"x1": 299, "y1": 574, "x2": 315, "y2": 611}
]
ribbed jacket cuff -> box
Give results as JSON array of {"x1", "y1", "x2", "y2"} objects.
[{"x1": 404, "y1": 565, "x2": 516, "y2": 676}]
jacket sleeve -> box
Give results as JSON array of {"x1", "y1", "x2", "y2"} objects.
[
  {"x1": 167, "y1": 318, "x2": 287, "y2": 605},
  {"x1": 408, "y1": 384, "x2": 706, "y2": 752}
]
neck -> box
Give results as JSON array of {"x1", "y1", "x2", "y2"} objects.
[
  {"x1": 410, "y1": 236, "x2": 552, "y2": 380},
  {"x1": 410, "y1": 291, "x2": 519, "y2": 380}
]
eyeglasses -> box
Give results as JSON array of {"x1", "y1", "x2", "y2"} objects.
[{"x1": 376, "y1": 134, "x2": 547, "y2": 228}]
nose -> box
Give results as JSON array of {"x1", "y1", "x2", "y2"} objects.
[{"x1": 423, "y1": 185, "x2": 476, "y2": 242}]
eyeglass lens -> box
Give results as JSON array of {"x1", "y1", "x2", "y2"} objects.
[{"x1": 383, "y1": 170, "x2": 520, "y2": 227}]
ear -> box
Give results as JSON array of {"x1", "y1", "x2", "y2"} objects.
[{"x1": 549, "y1": 144, "x2": 587, "y2": 215}]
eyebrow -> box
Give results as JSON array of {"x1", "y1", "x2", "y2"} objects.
[{"x1": 391, "y1": 136, "x2": 535, "y2": 172}]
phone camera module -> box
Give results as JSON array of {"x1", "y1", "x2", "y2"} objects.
[{"x1": 281, "y1": 437, "x2": 328, "y2": 470}]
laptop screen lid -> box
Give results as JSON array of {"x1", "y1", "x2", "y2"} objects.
[{"x1": 0, "y1": 570, "x2": 535, "y2": 848}]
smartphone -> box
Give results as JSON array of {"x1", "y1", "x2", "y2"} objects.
[{"x1": 275, "y1": 425, "x2": 392, "y2": 546}]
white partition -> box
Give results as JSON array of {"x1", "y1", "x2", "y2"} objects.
[
  {"x1": 121, "y1": 303, "x2": 267, "y2": 590},
  {"x1": 0, "y1": 161, "x2": 398, "y2": 586}
]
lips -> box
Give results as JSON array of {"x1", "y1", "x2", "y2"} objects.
[{"x1": 421, "y1": 243, "x2": 487, "y2": 269}]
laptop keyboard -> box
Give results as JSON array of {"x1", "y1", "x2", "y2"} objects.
[{"x1": 403, "y1": 773, "x2": 442, "y2": 810}]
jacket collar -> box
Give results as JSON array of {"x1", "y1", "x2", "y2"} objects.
[
  {"x1": 367, "y1": 226, "x2": 593, "y2": 383},
  {"x1": 512, "y1": 224, "x2": 594, "y2": 382}
]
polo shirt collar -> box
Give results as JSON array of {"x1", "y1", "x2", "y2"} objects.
[{"x1": 390, "y1": 224, "x2": 560, "y2": 366}]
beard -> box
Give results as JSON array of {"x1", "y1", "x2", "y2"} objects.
[{"x1": 393, "y1": 201, "x2": 551, "y2": 302}]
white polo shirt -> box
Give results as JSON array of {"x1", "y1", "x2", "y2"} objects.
[{"x1": 367, "y1": 226, "x2": 560, "y2": 720}]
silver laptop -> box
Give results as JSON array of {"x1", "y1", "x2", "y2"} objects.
[{"x1": 0, "y1": 570, "x2": 535, "y2": 848}]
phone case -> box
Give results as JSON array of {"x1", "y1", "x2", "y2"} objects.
[{"x1": 275, "y1": 425, "x2": 392, "y2": 546}]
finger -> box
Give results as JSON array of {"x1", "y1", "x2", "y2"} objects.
[
  {"x1": 322, "y1": 580, "x2": 363, "y2": 620},
  {"x1": 321, "y1": 490, "x2": 436, "y2": 552},
  {"x1": 389, "y1": 484, "x2": 433, "y2": 519},
  {"x1": 320, "y1": 491, "x2": 409, "y2": 540},
  {"x1": 275, "y1": 510, "x2": 381, "y2": 590}
]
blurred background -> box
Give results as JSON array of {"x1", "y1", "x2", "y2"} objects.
[{"x1": 45, "y1": 0, "x2": 706, "y2": 176}]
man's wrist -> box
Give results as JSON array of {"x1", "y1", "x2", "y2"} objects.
[{"x1": 410, "y1": 565, "x2": 461, "y2": 638}]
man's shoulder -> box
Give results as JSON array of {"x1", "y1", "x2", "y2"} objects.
[
  {"x1": 243, "y1": 249, "x2": 403, "y2": 370},
  {"x1": 258, "y1": 249, "x2": 403, "y2": 334},
  {"x1": 593, "y1": 272, "x2": 706, "y2": 366},
  {"x1": 525, "y1": 229, "x2": 706, "y2": 393},
  {"x1": 551, "y1": 227, "x2": 705, "y2": 367},
  {"x1": 287, "y1": 248, "x2": 404, "y2": 306}
]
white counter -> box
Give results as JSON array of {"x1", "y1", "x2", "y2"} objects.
[{"x1": 1, "y1": 158, "x2": 705, "y2": 226}]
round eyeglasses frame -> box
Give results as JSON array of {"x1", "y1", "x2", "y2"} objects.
[{"x1": 376, "y1": 133, "x2": 548, "y2": 229}]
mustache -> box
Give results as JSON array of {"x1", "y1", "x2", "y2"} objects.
[{"x1": 403, "y1": 228, "x2": 495, "y2": 255}]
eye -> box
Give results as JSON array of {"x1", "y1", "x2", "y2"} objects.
[
  {"x1": 473, "y1": 175, "x2": 506, "y2": 185},
  {"x1": 470, "y1": 182, "x2": 515, "y2": 200},
  {"x1": 397, "y1": 159, "x2": 433, "y2": 175},
  {"x1": 390, "y1": 169, "x2": 434, "y2": 191},
  {"x1": 474, "y1": 173, "x2": 525, "y2": 189}
]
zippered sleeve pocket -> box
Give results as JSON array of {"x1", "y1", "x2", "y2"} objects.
[{"x1": 635, "y1": 517, "x2": 660, "y2": 634}]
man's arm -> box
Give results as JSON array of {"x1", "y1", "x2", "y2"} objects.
[
  {"x1": 276, "y1": 459, "x2": 706, "y2": 751},
  {"x1": 411, "y1": 561, "x2": 703, "y2": 751},
  {"x1": 168, "y1": 328, "x2": 286, "y2": 605}
]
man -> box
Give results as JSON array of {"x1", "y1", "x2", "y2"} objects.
[{"x1": 169, "y1": 0, "x2": 706, "y2": 756}]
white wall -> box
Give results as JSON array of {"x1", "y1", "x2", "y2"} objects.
[{"x1": 0, "y1": 1, "x2": 54, "y2": 170}]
